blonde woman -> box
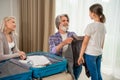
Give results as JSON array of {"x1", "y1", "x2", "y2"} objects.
[{"x1": 0, "y1": 16, "x2": 26, "y2": 61}]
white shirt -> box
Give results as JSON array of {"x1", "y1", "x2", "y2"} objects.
[
  {"x1": 84, "y1": 22, "x2": 106, "y2": 56},
  {"x1": 60, "y1": 33, "x2": 68, "y2": 56},
  {"x1": 8, "y1": 41, "x2": 15, "y2": 54}
]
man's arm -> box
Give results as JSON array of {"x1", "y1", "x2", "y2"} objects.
[{"x1": 49, "y1": 36, "x2": 73, "y2": 54}]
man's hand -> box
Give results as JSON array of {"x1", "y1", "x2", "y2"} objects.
[{"x1": 63, "y1": 37, "x2": 73, "y2": 45}]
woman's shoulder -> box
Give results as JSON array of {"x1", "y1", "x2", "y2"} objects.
[
  {"x1": 0, "y1": 31, "x2": 3, "y2": 35},
  {"x1": 0, "y1": 31, "x2": 4, "y2": 39}
]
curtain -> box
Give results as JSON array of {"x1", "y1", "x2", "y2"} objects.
[
  {"x1": 19, "y1": 0, "x2": 55, "y2": 52},
  {"x1": 56, "y1": 0, "x2": 120, "y2": 80}
]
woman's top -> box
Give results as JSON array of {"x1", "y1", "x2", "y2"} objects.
[
  {"x1": 8, "y1": 41, "x2": 15, "y2": 54},
  {"x1": 0, "y1": 31, "x2": 20, "y2": 61}
]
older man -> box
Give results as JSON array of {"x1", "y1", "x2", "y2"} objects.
[{"x1": 49, "y1": 14, "x2": 82, "y2": 80}]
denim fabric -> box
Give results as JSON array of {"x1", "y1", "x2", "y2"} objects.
[
  {"x1": 84, "y1": 54, "x2": 102, "y2": 80},
  {"x1": 73, "y1": 65, "x2": 82, "y2": 80}
]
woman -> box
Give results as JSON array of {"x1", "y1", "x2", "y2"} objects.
[
  {"x1": 0, "y1": 16, "x2": 26, "y2": 61},
  {"x1": 78, "y1": 3, "x2": 106, "y2": 80}
]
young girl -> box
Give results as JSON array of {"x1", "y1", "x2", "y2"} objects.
[
  {"x1": 78, "y1": 3, "x2": 106, "y2": 80},
  {"x1": 0, "y1": 16, "x2": 26, "y2": 61}
]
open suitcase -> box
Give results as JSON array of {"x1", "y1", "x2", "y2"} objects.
[
  {"x1": 0, "y1": 60, "x2": 32, "y2": 80},
  {"x1": 11, "y1": 51, "x2": 67, "y2": 79}
]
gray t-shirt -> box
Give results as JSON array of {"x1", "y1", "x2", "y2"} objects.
[{"x1": 84, "y1": 22, "x2": 106, "y2": 56}]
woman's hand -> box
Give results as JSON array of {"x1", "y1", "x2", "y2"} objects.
[
  {"x1": 78, "y1": 56, "x2": 84, "y2": 65},
  {"x1": 19, "y1": 51, "x2": 26, "y2": 60}
]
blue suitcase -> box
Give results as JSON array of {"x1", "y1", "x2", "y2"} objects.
[
  {"x1": 10, "y1": 51, "x2": 67, "y2": 79},
  {"x1": 27, "y1": 52, "x2": 67, "y2": 78},
  {"x1": 0, "y1": 60, "x2": 32, "y2": 80}
]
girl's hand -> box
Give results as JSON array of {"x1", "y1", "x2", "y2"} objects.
[{"x1": 78, "y1": 56, "x2": 84, "y2": 65}]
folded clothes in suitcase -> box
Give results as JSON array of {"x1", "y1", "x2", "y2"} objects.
[
  {"x1": 0, "y1": 60, "x2": 32, "y2": 80},
  {"x1": 11, "y1": 51, "x2": 67, "y2": 79}
]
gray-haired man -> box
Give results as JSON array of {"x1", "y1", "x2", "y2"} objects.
[{"x1": 49, "y1": 14, "x2": 82, "y2": 80}]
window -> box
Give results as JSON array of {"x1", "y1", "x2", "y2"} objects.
[{"x1": 56, "y1": 0, "x2": 120, "y2": 79}]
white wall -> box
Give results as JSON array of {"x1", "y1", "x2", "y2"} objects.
[{"x1": 0, "y1": 0, "x2": 20, "y2": 46}]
